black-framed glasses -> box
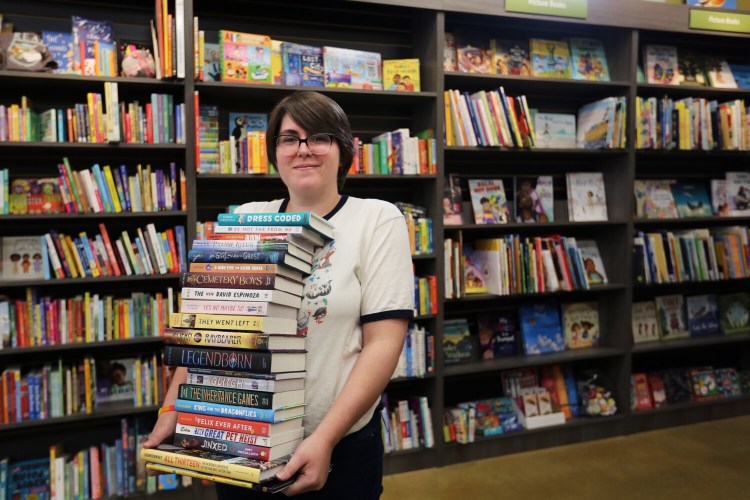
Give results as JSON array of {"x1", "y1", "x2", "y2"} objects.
[{"x1": 275, "y1": 133, "x2": 334, "y2": 155}]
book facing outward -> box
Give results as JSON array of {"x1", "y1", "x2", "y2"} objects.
[{"x1": 145, "y1": 463, "x2": 294, "y2": 492}]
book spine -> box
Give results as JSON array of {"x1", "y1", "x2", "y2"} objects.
[
  {"x1": 176, "y1": 424, "x2": 279, "y2": 447},
  {"x1": 174, "y1": 398, "x2": 282, "y2": 424},
  {"x1": 138, "y1": 447, "x2": 262, "y2": 483},
  {"x1": 181, "y1": 287, "x2": 286, "y2": 302},
  {"x1": 163, "y1": 345, "x2": 273, "y2": 373},
  {"x1": 177, "y1": 411, "x2": 272, "y2": 436},
  {"x1": 178, "y1": 384, "x2": 277, "y2": 409},
  {"x1": 173, "y1": 433, "x2": 277, "y2": 460},
  {"x1": 179, "y1": 272, "x2": 281, "y2": 290},
  {"x1": 192, "y1": 240, "x2": 292, "y2": 252},
  {"x1": 184, "y1": 372, "x2": 281, "y2": 393},
  {"x1": 162, "y1": 328, "x2": 270, "y2": 349},
  {"x1": 180, "y1": 299, "x2": 278, "y2": 316}
]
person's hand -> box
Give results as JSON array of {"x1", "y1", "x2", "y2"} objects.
[
  {"x1": 142, "y1": 411, "x2": 178, "y2": 475},
  {"x1": 276, "y1": 434, "x2": 333, "y2": 496}
]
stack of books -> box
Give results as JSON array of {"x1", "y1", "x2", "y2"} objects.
[{"x1": 140, "y1": 211, "x2": 334, "y2": 491}]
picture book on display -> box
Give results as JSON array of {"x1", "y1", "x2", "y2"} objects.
[
  {"x1": 655, "y1": 295, "x2": 690, "y2": 340},
  {"x1": 530, "y1": 39, "x2": 571, "y2": 78},
  {"x1": 71, "y1": 16, "x2": 116, "y2": 76},
  {"x1": 219, "y1": 30, "x2": 272, "y2": 85},
  {"x1": 1, "y1": 235, "x2": 46, "y2": 281},
  {"x1": 519, "y1": 301, "x2": 565, "y2": 354},
  {"x1": 489, "y1": 39, "x2": 530, "y2": 76},
  {"x1": 576, "y1": 98, "x2": 617, "y2": 149},
  {"x1": 95, "y1": 358, "x2": 137, "y2": 409},
  {"x1": 566, "y1": 173, "x2": 608, "y2": 222},
  {"x1": 514, "y1": 176, "x2": 553, "y2": 223},
  {"x1": 711, "y1": 179, "x2": 731, "y2": 216},
  {"x1": 533, "y1": 113, "x2": 576, "y2": 149},
  {"x1": 705, "y1": 58, "x2": 737, "y2": 88},
  {"x1": 383, "y1": 59, "x2": 420, "y2": 92},
  {"x1": 477, "y1": 313, "x2": 519, "y2": 359},
  {"x1": 281, "y1": 42, "x2": 324, "y2": 87},
  {"x1": 689, "y1": 0, "x2": 737, "y2": 8},
  {"x1": 643, "y1": 45, "x2": 679, "y2": 85},
  {"x1": 670, "y1": 181, "x2": 712, "y2": 218},
  {"x1": 443, "y1": 174, "x2": 464, "y2": 225},
  {"x1": 576, "y1": 240, "x2": 608, "y2": 285},
  {"x1": 204, "y1": 42, "x2": 222, "y2": 81},
  {"x1": 41, "y1": 31, "x2": 74, "y2": 74},
  {"x1": 725, "y1": 172, "x2": 750, "y2": 216},
  {"x1": 632, "y1": 301, "x2": 660, "y2": 343},
  {"x1": 443, "y1": 318, "x2": 475, "y2": 364},
  {"x1": 457, "y1": 41, "x2": 490, "y2": 74},
  {"x1": 467, "y1": 179, "x2": 509, "y2": 224},
  {"x1": 568, "y1": 38, "x2": 610, "y2": 81},
  {"x1": 686, "y1": 294, "x2": 721, "y2": 337},
  {"x1": 561, "y1": 302, "x2": 600, "y2": 349},
  {"x1": 677, "y1": 50, "x2": 706, "y2": 86},
  {"x1": 323, "y1": 46, "x2": 382, "y2": 89},
  {"x1": 718, "y1": 293, "x2": 750, "y2": 335},
  {"x1": 462, "y1": 244, "x2": 489, "y2": 295},
  {"x1": 730, "y1": 64, "x2": 750, "y2": 89},
  {"x1": 633, "y1": 180, "x2": 678, "y2": 219}
]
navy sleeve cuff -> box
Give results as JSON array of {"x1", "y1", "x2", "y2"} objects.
[{"x1": 361, "y1": 309, "x2": 414, "y2": 324}]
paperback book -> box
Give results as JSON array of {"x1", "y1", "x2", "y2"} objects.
[
  {"x1": 533, "y1": 113, "x2": 576, "y2": 149},
  {"x1": 566, "y1": 173, "x2": 608, "y2": 222},
  {"x1": 514, "y1": 176, "x2": 553, "y2": 223},
  {"x1": 631, "y1": 301, "x2": 660, "y2": 343},
  {"x1": 467, "y1": 179, "x2": 509, "y2": 224},
  {"x1": 568, "y1": 38, "x2": 609, "y2": 81},
  {"x1": 655, "y1": 295, "x2": 690, "y2": 340},
  {"x1": 686, "y1": 294, "x2": 721, "y2": 337},
  {"x1": 383, "y1": 59, "x2": 420, "y2": 91}
]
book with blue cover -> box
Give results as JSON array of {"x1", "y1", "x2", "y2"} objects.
[
  {"x1": 519, "y1": 301, "x2": 564, "y2": 354},
  {"x1": 42, "y1": 31, "x2": 74, "y2": 73},
  {"x1": 568, "y1": 38, "x2": 609, "y2": 81},
  {"x1": 443, "y1": 318, "x2": 475, "y2": 364},
  {"x1": 730, "y1": 64, "x2": 750, "y2": 89},
  {"x1": 281, "y1": 42, "x2": 324, "y2": 87},
  {"x1": 686, "y1": 294, "x2": 721, "y2": 337},
  {"x1": 670, "y1": 181, "x2": 712, "y2": 218}
]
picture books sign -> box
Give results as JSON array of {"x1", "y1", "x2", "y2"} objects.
[
  {"x1": 505, "y1": 0, "x2": 587, "y2": 19},
  {"x1": 689, "y1": 9, "x2": 750, "y2": 34}
]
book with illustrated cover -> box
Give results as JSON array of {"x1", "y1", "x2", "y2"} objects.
[
  {"x1": 730, "y1": 64, "x2": 750, "y2": 89},
  {"x1": 457, "y1": 41, "x2": 490, "y2": 74},
  {"x1": 1, "y1": 235, "x2": 46, "y2": 281},
  {"x1": 576, "y1": 97, "x2": 616, "y2": 149},
  {"x1": 462, "y1": 244, "x2": 489, "y2": 294},
  {"x1": 323, "y1": 46, "x2": 382, "y2": 89},
  {"x1": 489, "y1": 39, "x2": 530, "y2": 76},
  {"x1": 95, "y1": 358, "x2": 136, "y2": 408},
  {"x1": 443, "y1": 318, "x2": 475, "y2": 364},
  {"x1": 530, "y1": 39, "x2": 571, "y2": 78},
  {"x1": 677, "y1": 50, "x2": 707, "y2": 86},
  {"x1": 643, "y1": 45, "x2": 679, "y2": 85},
  {"x1": 566, "y1": 172, "x2": 608, "y2": 222},
  {"x1": 655, "y1": 295, "x2": 690, "y2": 340},
  {"x1": 561, "y1": 301, "x2": 600, "y2": 349},
  {"x1": 444, "y1": 32, "x2": 457, "y2": 71},
  {"x1": 477, "y1": 312, "x2": 519, "y2": 358},
  {"x1": 118, "y1": 39, "x2": 156, "y2": 78},
  {"x1": 686, "y1": 294, "x2": 721, "y2": 337},
  {"x1": 576, "y1": 240, "x2": 608, "y2": 285},
  {"x1": 443, "y1": 173, "x2": 464, "y2": 225},
  {"x1": 725, "y1": 172, "x2": 750, "y2": 216},
  {"x1": 568, "y1": 38, "x2": 610, "y2": 81},
  {"x1": 467, "y1": 179, "x2": 509, "y2": 224},
  {"x1": 533, "y1": 113, "x2": 576, "y2": 149},
  {"x1": 383, "y1": 59, "x2": 420, "y2": 91},
  {"x1": 705, "y1": 58, "x2": 738, "y2": 88},
  {"x1": 710, "y1": 179, "x2": 731, "y2": 216},
  {"x1": 281, "y1": 42, "x2": 324, "y2": 87},
  {"x1": 71, "y1": 16, "x2": 116, "y2": 76},
  {"x1": 203, "y1": 42, "x2": 222, "y2": 81},
  {"x1": 514, "y1": 176, "x2": 553, "y2": 223},
  {"x1": 670, "y1": 181, "x2": 712, "y2": 218},
  {"x1": 639, "y1": 179, "x2": 679, "y2": 219},
  {"x1": 689, "y1": 0, "x2": 736, "y2": 7},
  {"x1": 42, "y1": 31, "x2": 74, "y2": 74},
  {"x1": 519, "y1": 301, "x2": 564, "y2": 354},
  {"x1": 632, "y1": 301, "x2": 660, "y2": 343},
  {"x1": 219, "y1": 31, "x2": 272, "y2": 85},
  {"x1": 718, "y1": 293, "x2": 750, "y2": 335}
]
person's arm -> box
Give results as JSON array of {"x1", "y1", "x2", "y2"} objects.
[
  {"x1": 277, "y1": 317, "x2": 407, "y2": 496},
  {"x1": 142, "y1": 365, "x2": 188, "y2": 448}
]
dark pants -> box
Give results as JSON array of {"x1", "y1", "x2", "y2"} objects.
[{"x1": 215, "y1": 410, "x2": 384, "y2": 499}]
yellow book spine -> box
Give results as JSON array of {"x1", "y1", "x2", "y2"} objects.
[
  {"x1": 83, "y1": 357, "x2": 93, "y2": 414},
  {"x1": 102, "y1": 166, "x2": 122, "y2": 212},
  {"x1": 64, "y1": 235, "x2": 86, "y2": 278},
  {"x1": 139, "y1": 448, "x2": 263, "y2": 483},
  {"x1": 444, "y1": 91, "x2": 454, "y2": 147},
  {"x1": 135, "y1": 358, "x2": 143, "y2": 407},
  {"x1": 170, "y1": 313, "x2": 275, "y2": 331},
  {"x1": 124, "y1": 300, "x2": 131, "y2": 338},
  {"x1": 84, "y1": 292, "x2": 92, "y2": 342}
]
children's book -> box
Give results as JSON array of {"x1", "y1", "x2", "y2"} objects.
[
  {"x1": 632, "y1": 373, "x2": 653, "y2": 411},
  {"x1": 640, "y1": 179, "x2": 679, "y2": 219},
  {"x1": 462, "y1": 244, "x2": 489, "y2": 294},
  {"x1": 228, "y1": 113, "x2": 268, "y2": 139},
  {"x1": 705, "y1": 57, "x2": 737, "y2": 88},
  {"x1": 631, "y1": 301, "x2": 660, "y2": 343},
  {"x1": 533, "y1": 112, "x2": 576, "y2": 149},
  {"x1": 467, "y1": 179, "x2": 509, "y2": 224},
  {"x1": 576, "y1": 240, "x2": 608, "y2": 285},
  {"x1": 576, "y1": 97, "x2": 616, "y2": 149},
  {"x1": 643, "y1": 45, "x2": 679, "y2": 85},
  {"x1": 654, "y1": 295, "x2": 690, "y2": 340},
  {"x1": 730, "y1": 64, "x2": 750, "y2": 89},
  {"x1": 118, "y1": 39, "x2": 156, "y2": 78},
  {"x1": 219, "y1": 30, "x2": 272, "y2": 85},
  {"x1": 689, "y1": 368, "x2": 722, "y2": 401},
  {"x1": 566, "y1": 172, "x2": 608, "y2": 222},
  {"x1": 530, "y1": 39, "x2": 571, "y2": 78},
  {"x1": 677, "y1": 50, "x2": 707, "y2": 86},
  {"x1": 561, "y1": 301, "x2": 600, "y2": 349},
  {"x1": 725, "y1": 171, "x2": 750, "y2": 216},
  {"x1": 203, "y1": 42, "x2": 222, "y2": 81},
  {"x1": 670, "y1": 181, "x2": 712, "y2": 218},
  {"x1": 476, "y1": 312, "x2": 519, "y2": 358},
  {"x1": 514, "y1": 176, "x2": 553, "y2": 223},
  {"x1": 323, "y1": 46, "x2": 382, "y2": 89},
  {"x1": 383, "y1": 59, "x2": 420, "y2": 91},
  {"x1": 7, "y1": 458, "x2": 49, "y2": 499},
  {"x1": 95, "y1": 358, "x2": 137, "y2": 408},
  {"x1": 489, "y1": 39, "x2": 530, "y2": 76},
  {"x1": 710, "y1": 179, "x2": 731, "y2": 216},
  {"x1": 71, "y1": 16, "x2": 116, "y2": 76},
  {"x1": 689, "y1": 0, "x2": 737, "y2": 8},
  {"x1": 568, "y1": 38, "x2": 610, "y2": 81},
  {"x1": 443, "y1": 173, "x2": 464, "y2": 225},
  {"x1": 519, "y1": 301, "x2": 565, "y2": 354},
  {"x1": 281, "y1": 42, "x2": 324, "y2": 87},
  {"x1": 457, "y1": 41, "x2": 490, "y2": 74},
  {"x1": 443, "y1": 318, "x2": 475, "y2": 364},
  {"x1": 686, "y1": 294, "x2": 721, "y2": 337},
  {"x1": 718, "y1": 293, "x2": 750, "y2": 335},
  {"x1": 42, "y1": 31, "x2": 74, "y2": 74},
  {"x1": 1, "y1": 235, "x2": 46, "y2": 281},
  {"x1": 444, "y1": 32, "x2": 457, "y2": 72}
]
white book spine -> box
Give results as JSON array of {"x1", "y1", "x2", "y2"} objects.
[
  {"x1": 185, "y1": 372, "x2": 280, "y2": 392},
  {"x1": 115, "y1": 239, "x2": 133, "y2": 276},
  {"x1": 146, "y1": 223, "x2": 168, "y2": 274}
]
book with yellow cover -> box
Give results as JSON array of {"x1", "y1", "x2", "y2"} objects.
[
  {"x1": 169, "y1": 312, "x2": 297, "y2": 334},
  {"x1": 530, "y1": 39, "x2": 571, "y2": 79},
  {"x1": 145, "y1": 463, "x2": 294, "y2": 492},
  {"x1": 383, "y1": 59, "x2": 420, "y2": 92}
]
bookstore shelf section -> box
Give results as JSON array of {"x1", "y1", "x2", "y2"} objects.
[
  {"x1": 0, "y1": 273, "x2": 182, "y2": 288},
  {"x1": 632, "y1": 332, "x2": 750, "y2": 354},
  {"x1": 0, "y1": 405, "x2": 159, "y2": 436},
  {"x1": 0, "y1": 337, "x2": 164, "y2": 357}
]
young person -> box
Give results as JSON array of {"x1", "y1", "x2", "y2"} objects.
[{"x1": 143, "y1": 91, "x2": 415, "y2": 499}]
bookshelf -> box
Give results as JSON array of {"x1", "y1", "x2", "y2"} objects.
[{"x1": 1, "y1": 0, "x2": 749, "y2": 490}]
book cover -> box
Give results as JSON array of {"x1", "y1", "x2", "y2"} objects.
[
  {"x1": 705, "y1": 57, "x2": 737, "y2": 88},
  {"x1": 530, "y1": 39, "x2": 571, "y2": 79},
  {"x1": 489, "y1": 39, "x2": 530, "y2": 76},
  {"x1": 718, "y1": 293, "x2": 750, "y2": 334},
  {"x1": 643, "y1": 45, "x2": 679, "y2": 85},
  {"x1": 642, "y1": 180, "x2": 679, "y2": 219},
  {"x1": 677, "y1": 50, "x2": 707, "y2": 86},
  {"x1": 71, "y1": 16, "x2": 115, "y2": 76},
  {"x1": 576, "y1": 240, "x2": 608, "y2": 285},
  {"x1": 467, "y1": 179, "x2": 509, "y2": 224},
  {"x1": 443, "y1": 173, "x2": 464, "y2": 225},
  {"x1": 568, "y1": 38, "x2": 610, "y2": 81},
  {"x1": 631, "y1": 301, "x2": 660, "y2": 343},
  {"x1": 533, "y1": 113, "x2": 576, "y2": 149},
  {"x1": 710, "y1": 179, "x2": 731, "y2": 216},
  {"x1": 519, "y1": 301, "x2": 565, "y2": 354},
  {"x1": 690, "y1": 368, "x2": 721, "y2": 401},
  {"x1": 322, "y1": 46, "x2": 382, "y2": 89},
  {"x1": 281, "y1": 42, "x2": 324, "y2": 87},
  {"x1": 632, "y1": 373, "x2": 653, "y2": 411},
  {"x1": 514, "y1": 176, "x2": 553, "y2": 223},
  {"x1": 725, "y1": 172, "x2": 750, "y2": 216},
  {"x1": 383, "y1": 59, "x2": 420, "y2": 91},
  {"x1": 7, "y1": 458, "x2": 49, "y2": 499},
  {"x1": 689, "y1": 0, "x2": 737, "y2": 7},
  {"x1": 219, "y1": 30, "x2": 272, "y2": 85},
  {"x1": 670, "y1": 181, "x2": 712, "y2": 218},
  {"x1": 686, "y1": 294, "x2": 721, "y2": 337},
  {"x1": 576, "y1": 97, "x2": 615, "y2": 149},
  {"x1": 566, "y1": 172, "x2": 608, "y2": 222},
  {"x1": 118, "y1": 39, "x2": 156, "y2": 78},
  {"x1": 444, "y1": 32, "x2": 457, "y2": 71},
  {"x1": 654, "y1": 295, "x2": 690, "y2": 340},
  {"x1": 561, "y1": 301, "x2": 600, "y2": 349},
  {"x1": 443, "y1": 318, "x2": 475, "y2": 364},
  {"x1": 476, "y1": 312, "x2": 518, "y2": 358},
  {"x1": 42, "y1": 31, "x2": 74, "y2": 74},
  {"x1": 95, "y1": 358, "x2": 136, "y2": 408},
  {"x1": 462, "y1": 244, "x2": 488, "y2": 294},
  {"x1": 730, "y1": 63, "x2": 750, "y2": 89},
  {"x1": 457, "y1": 42, "x2": 490, "y2": 74},
  {"x1": 203, "y1": 42, "x2": 222, "y2": 81},
  {"x1": 1, "y1": 236, "x2": 45, "y2": 281}
]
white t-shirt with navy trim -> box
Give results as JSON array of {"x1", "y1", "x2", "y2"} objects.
[{"x1": 233, "y1": 196, "x2": 415, "y2": 436}]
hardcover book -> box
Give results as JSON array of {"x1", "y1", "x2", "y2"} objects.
[
  {"x1": 162, "y1": 328, "x2": 306, "y2": 350},
  {"x1": 443, "y1": 173, "x2": 464, "y2": 225},
  {"x1": 686, "y1": 294, "x2": 721, "y2": 337},
  {"x1": 566, "y1": 172, "x2": 608, "y2": 222},
  {"x1": 670, "y1": 181, "x2": 712, "y2": 218},
  {"x1": 457, "y1": 42, "x2": 490, "y2": 74},
  {"x1": 568, "y1": 38, "x2": 610, "y2": 81},
  {"x1": 530, "y1": 39, "x2": 571, "y2": 78},
  {"x1": 519, "y1": 301, "x2": 565, "y2": 355},
  {"x1": 710, "y1": 179, "x2": 731, "y2": 216},
  {"x1": 514, "y1": 176, "x2": 553, "y2": 223},
  {"x1": 467, "y1": 179, "x2": 509, "y2": 224},
  {"x1": 383, "y1": 58, "x2": 420, "y2": 91},
  {"x1": 219, "y1": 30, "x2": 272, "y2": 85},
  {"x1": 631, "y1": 301, "x2": 660, "y2": 343},
  {"x1": 636, "y1": 179, "x2": 679, "y2": 219},
  {"x1": 177, "y1": 384, "x2": 305, "y2": 410},
  {"x1": 146, "y1": 463, "x2": 294, "y2": 493},
  {"x1": 322, "y1": 46, "x2": 382, "y2": 89},
  {"x1": 462, "y1": 245, "x2": 489, "y2": 295},
  {"x1": 643, "y1": 45, "x2": 679, "y2": 85},
  {"x1": 725, "y1": 171, "x2": 750, "y2": 216},
  {"x1": 718, "y1": 293, "x2": 750, "y2": 335},
  {"x1": 164, "y1": 345, "x2": 305, "y2": 373},
  {"x1": 677, "y1": 50, "x2": 706, "y2": 86},
  {"x1": 705, "y1": 57, "x2": 737, "y2": 88},
  {"x1": 0, "y1": 235, "x2": 46, "y2": 281},
  {"x1": 654, "y1": 295, "x2": 690, "y2": 340},
  {"x1": 561, "y1": 301, "x2": 600, "y2": 349},
  {"x1": 443, "y1": 318, "x2": 475, "y2": 364},
  {"x1": 281, "y1": 42, "x2": 324, "y2": 87},
  {"x1": 174, "y1": 433, "x2": 302, "y2": 461},
  {"x1": 576, "y1": 240, "x2": 608, "y2": 285},
  {"x1": 95, "y1": 358, "x2": 136, "y2": 408},
  {"x1": 476, "y1": 312, "x2": 518, "y2": 358},
  {"x1": 576, "y1": 98, "x2": 616, "y2": 149},
  {"x1": 204, "y1": 42, "x2": 222, "y2": 81},
  {"x1": 71, "y1": 16, "x2": 116, "y2": 76},
  {"x1": 533, "y1": 113, "x2": 576, "y2": 149},
  {"x1": 730, "y1": 63, "x2": 750, "y2": 89},
  {"x1": 489, "y1": 39, "x2": 530, "y2": 76},
  {"x1": 42, "y1": 31, "x2": 74, "y2": 74}
]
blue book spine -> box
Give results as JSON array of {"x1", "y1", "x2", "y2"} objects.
[
  {"x1": 115, "y1": 439, "x2": 124, "y2": 497},
  {"x1": 217, "y1": 212, "x2": 312, "y2": 226},
  {"x1": 74, "y1": 236, "x2": 93, "y2": 277},
  {"x1": 175, "y1": 225, "x2": 187, "y2": 272},
  {"x1": 169, "y1": 162, "x2": 178, "y2": 209},
  {"x1": 174, "y1": 398, "x2": 287, "y2": 423},
  {"x1": 117, "y1": 165, "x2": 132, "y2": 211},
  {"x1": 41, "y1": 235, "x2": 51, "y2": 280},
  {"x1": 80, "y1": 234, "x2": 98, "y2": 276},
  {"x1": 92, "y1": 164, "x2": 112, "y2": 212},
  {"x1": 134, "y1": 236, "x2": 152, "y2": 274}
]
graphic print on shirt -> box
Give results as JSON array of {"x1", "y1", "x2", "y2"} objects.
[{"x1": 299, "y1": 239, "x2": 335, "y2": 333}]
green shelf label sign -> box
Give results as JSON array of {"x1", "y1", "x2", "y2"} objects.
[
  {"x1": 689, "y1": 9, "x2": 750, "y2": 34},
  {"x1": 505, "y1": 0, "x2": 588, "y2": 19}
]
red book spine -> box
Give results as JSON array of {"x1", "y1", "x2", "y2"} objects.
[
  {"x1": 166, "y1": 228, "x2": 179, "y2": 273},
  {"x1": 99, "y1": 223, "x2": 122, "y2": 277},
  {"x1": 145, "y1": 103, "x2": 154, "y2": 143},
  {"x1": 177, "y1": 411, "x2": 272, "y2": 436},
  {"x1": 194, "y1": 91, "x2": 200, "y2": 171},
  {"x1": 66, "y1": 108, "x2": 75, "y2": 143}
]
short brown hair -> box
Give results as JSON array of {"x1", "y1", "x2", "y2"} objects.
[{"x1": 266, "y1": 91, "x2": 355, "y2": 191}]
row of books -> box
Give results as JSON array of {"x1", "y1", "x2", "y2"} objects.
[
  {"x1": 641, "y1": 44, "x2": 750, "y2": 89},
  {"x1": 1, "y1": 355, "x2": 163, "y2": 425},
  {"x1": 634, "y1": 174, "x2": 750, "y2": 220},
  {"x1": 0, "y1": 88, "x2": 185, "y2": 145},
  {"x1": 351, "y1": 129, "x2": 437, "y2": 176},
  {"x1": 392, "y1": 324, "x2": 435, "y2": 380},
  {"x1": 380, "y1": 394, "x2": 435, "y2": 453},
  {"x1": 414, "y1": 275, "x2": 438, "y2": 317},
  {"x1": 443, "y1": 397, "x2": 523, "y2": 444},
  {"x1": 631, "y1": 292, "x2": 750, "y2": 343},
  {"x1": 631, "y1": 366, "x2": 748, "y2": 412},
  {"x1": 635, "y1": 96, "x2": 749, "y2": 151},
  {"x1": 395, "y1": 203, "x2": 434, "y2": 256},
  {"x1": 633, "y1": 226, "x2": 749, "y2": 285},
  {"x1": 444, "y1": 34, "x2": 611, "y2": 82},
  {"x1": 444, "y1": 300, "x2": 601, "y2": 365},
  {"x1": 0, "y1": 289, "x2": 176, "y2": 349},
  {"x1": 446, "y1": 235, "x2": 608, "y2": 299}
]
